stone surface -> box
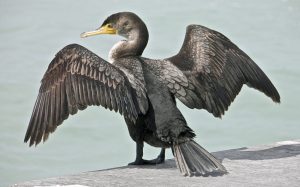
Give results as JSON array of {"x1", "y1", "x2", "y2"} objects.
[{"x1": 13, "y1": 140, "x2": 300, "y2": 187}]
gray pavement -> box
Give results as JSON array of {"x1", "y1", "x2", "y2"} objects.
[{"x1": 13, "y1": 140, "x2": 300, "y2": 187}]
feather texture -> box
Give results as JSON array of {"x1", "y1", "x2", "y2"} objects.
[
  {"x1": 164, "y1": 25, "x2": 280, "y2": 117},
  {"x1": 24, "y1": 44, "x2": 148, "y2": 146}
]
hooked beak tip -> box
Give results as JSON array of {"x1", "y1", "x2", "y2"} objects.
[{"x1": 80, "y1": 32, "x2": 88, "y2": 38}]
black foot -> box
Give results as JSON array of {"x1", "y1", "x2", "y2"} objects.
[
  {"x1": 154, "y1": 152, "x2": 165, "y2": 164},
  {"x1": 128, "y1": 155, "x2": 165, "y2": 165},
  {"x1": 128, "y1": 159, "x2": 156, "y2": 165},
  {"x1": 129, "y1": 148, "x2": 166, "y2": 165}
]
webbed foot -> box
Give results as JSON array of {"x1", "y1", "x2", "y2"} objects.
[
  {"x1": 153, "y1": 149, "x2": 165, "y2": 164},
  {"x1": 128, "y1": 159, "x2": 157, "y2": 165},
  {"x1": 128, "y1": 148, "x2": 165, "y2": 165}
]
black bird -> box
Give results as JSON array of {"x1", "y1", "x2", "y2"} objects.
[{"x1": 25, "y1": 12, "x2": 280, "y2": 176}]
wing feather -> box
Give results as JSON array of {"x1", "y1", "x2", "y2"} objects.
[
  {"x1": 25, "y1": 44, "x2": 148, "y2": 146},
  {"x1": 163, "y1": 25, "x2": 281, "y2": 117}
]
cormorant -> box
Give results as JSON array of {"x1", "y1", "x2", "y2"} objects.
[{"x1": 24, "y1": 12, "x2": 280, "y2": 176}]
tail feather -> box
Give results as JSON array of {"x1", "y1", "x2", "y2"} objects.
[{"x1": 173, "y1": 140, "x2": 227, "y2": 176}]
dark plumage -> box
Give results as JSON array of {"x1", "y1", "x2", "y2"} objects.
[{"x1": 25, "y1": 12, "x2": 280, "y2": 176}]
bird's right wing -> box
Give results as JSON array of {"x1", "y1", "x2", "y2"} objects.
[{"x1": 25, "y1": 44, "x2": 148, "y2": 146}]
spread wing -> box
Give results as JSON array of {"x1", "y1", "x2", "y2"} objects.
[
  {"x1": 162, "y1": 25, "x2": 280, "y2": 117},
  {"x1": 25, "y1": 44, "x2": 148, "y2": 146}
]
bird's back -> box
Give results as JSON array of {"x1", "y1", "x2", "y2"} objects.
[{"x1": 141, "y1": 58, "x2": 195, "y2": 145}]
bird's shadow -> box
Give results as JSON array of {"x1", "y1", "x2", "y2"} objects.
[
  {"x1": 213, "y1": 143, "x2": 300, "y2": 161},
  {"x1": 91, "y1": 159, "x2": 177, "y2": 173},
  {"x1": 91, "y1": 143, "x2": 300, "y2": 173}
]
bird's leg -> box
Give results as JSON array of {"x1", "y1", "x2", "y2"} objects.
[
  {"x1": 127, "y1": 124, "x2": 165, "y2": 165},
  {"x1": 128, "y1": 140, "x2": 147, "y2": 165},
  {"x1": 128, "y1": 144, "x2": 166, "y2": 165},
  {"x1": 140, "y1": 147, "x2": 165, "y2": 165},
  {"x1": 148, "y1": 148, "x2": 165, "y2": 164}
]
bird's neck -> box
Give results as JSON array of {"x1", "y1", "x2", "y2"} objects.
[{"x1": 108, "y1": 28, "x2": 148, "y2": 62}]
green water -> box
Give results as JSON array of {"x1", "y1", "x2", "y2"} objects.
[{"x1": 1, "y1": 0, "x2": 299, "y2": 186}]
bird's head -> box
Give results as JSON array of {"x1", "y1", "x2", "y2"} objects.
[{"x1": 80, "y1": 12, "x2": 147, "y2": 40}]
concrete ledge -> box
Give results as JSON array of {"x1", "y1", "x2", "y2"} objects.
[{"x1": 13, "y1": 140, "x2": 300, "y2": 187}]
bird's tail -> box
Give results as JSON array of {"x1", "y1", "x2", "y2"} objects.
[{"x1": 173, "y1": 140, "x2": 227, "y2": 176}]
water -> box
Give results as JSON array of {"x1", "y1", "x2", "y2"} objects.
[{"x1": 1, "y1": 0, "x2": 299, "y2": 186}]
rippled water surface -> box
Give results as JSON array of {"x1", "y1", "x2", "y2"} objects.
[{"x1": 1, "y1": 0, "x2": 299, "y2": 186}]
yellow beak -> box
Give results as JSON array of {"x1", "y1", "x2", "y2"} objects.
[{"x1": 80, "y1": 24, "x2": 117, "y2": 38}]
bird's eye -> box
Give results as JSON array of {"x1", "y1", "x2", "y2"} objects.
[
  {"x1": 107, "y1": 24, "x2": 112, "y2": 28},
  {"x1": 124, "y1": 21, "x2": 129, "y2": 26}
]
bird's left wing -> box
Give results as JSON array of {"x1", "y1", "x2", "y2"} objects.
[
  {"x1": 146, "y1": 25, "x2": 280, "y2": 118},
  {"x1": 25, "y1": 44, "x2": 148, "y2": 146}
]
